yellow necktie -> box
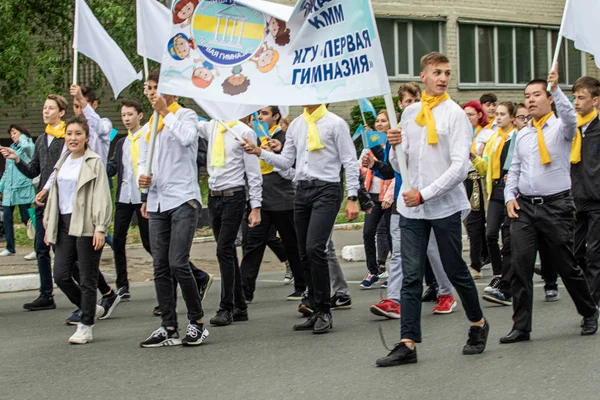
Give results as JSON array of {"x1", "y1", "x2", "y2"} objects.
[
  {"x1": 303, "y1": 105, "x2": 327, "y2": 151},
  {"x1": 259, "y1": 125, "x2": 280, "y2": 175},
  {"x1": 415, "y1": 91, "x2": 451, "y2": 144},
  {"x1": 210, "y1": 121, "x2": 239, "y2": 168},
  {"x1": 570, "y1": 110, "x2": 598, "y2": 164},
  {"x1": 145, "y1": 102, "x2": 182, "y2": 142},
  {"x1": 491, "y1": 127, "x2": 511, "y2": 180},
  {"x1": 532, "y1": 112, "x2": 554, "y2": 165},
  {"x1": 471, "y1": 125, "x2": 483, "y2": 153},
  {"x1": 45, "y1": 121, "x2": 66, "y2": 139},
  {"x1": 127, "y1": 129, "x2": 143, "y2": 181},
  {"x1": 485, "y1": 117, "x2": 495, "y2": 130}
]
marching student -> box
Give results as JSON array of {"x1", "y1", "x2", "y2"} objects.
[
  {"x1": 240, "y1": 106, "x2": 306, "y2": 303},
  {"x1": 480, "y1": 93, "x2": 498, "y2": 131},
  {"x1": 106, "y1": 99, "x2": 151, "y2": 300},
  {"x1": 570, "y1": 76, "x2": 600, "y2": 306},
  {"x1": 243, "y1": 103, "x2": 361, "y2": 335},
  {"x1": 196, "y1": 116, "x2": 262, "y2": 327},
  {"x1": 139, "y1": 70, "x2": 209, "y2": 347},
  {"x1": 43, "y1": 115, "x2": 112, "y2": 344},
  {"x1": 1, "y1": 94, "x2": 67, "y2": 311},
  {"x1": 376, "y1": 52, "x2": 489, "y2": 367},
  {"x1": 502, "y1": 69, "x2": 598, "y2": 344}
]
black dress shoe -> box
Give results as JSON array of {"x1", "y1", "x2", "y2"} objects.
[
  {"x1": 376, "y1": 342, "x2": 417, "y2": 367},
  {"x1": 313, "y1": 312, "x2": 333, "y2": 334},
  {"x1": 581, "y1": 310, "x2": 598, "y2": 336},
  {"x1": 232, "y1": 308, "x2": 248, "y2": 322},
  {"x1": 499, "y1": 329, "x2": 530, "y2": 344},
  {"x1": 421, "y1": 286, "x2": 438, "y2": 302},
  {"x1": 463, "y1": 319, "x2": 490, "y2": 355},
  {"x1": 293, "y1": 312, "x2": 319, "y2": 331}
]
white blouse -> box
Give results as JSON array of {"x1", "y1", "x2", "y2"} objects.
[{"x1": 57, "y1": 155, "x2": 83, "y2": 215}]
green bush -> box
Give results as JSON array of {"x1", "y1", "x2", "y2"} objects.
[{"x1": 349, "y1": 96, "x2": 402, "y2": 154}]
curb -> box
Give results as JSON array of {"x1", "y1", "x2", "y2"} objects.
[{"x1": 0, "y1": 272, "x2": 116, "y2": 294}]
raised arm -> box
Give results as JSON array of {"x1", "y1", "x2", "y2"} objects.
[
  {"x1": 83, "y1": 104, "x2": 112, "y2": 144},
  {"x1": 552, "y1": 86, "x2": 578, "y2": 141},
  {"x1": 163, "y1": 108, "x2": 200, "y2": 147}
]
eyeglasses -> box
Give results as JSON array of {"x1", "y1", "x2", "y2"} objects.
[{"x1": 516, "y1": 115, "x2": 531, "y2": 121}]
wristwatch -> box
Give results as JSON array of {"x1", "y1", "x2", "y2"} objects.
[{"x1": 347, "y1": 196, "x2": 358, "y2": 201}]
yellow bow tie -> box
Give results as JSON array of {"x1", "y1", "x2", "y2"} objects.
[{"x1": 415, "y1": 91, "x2": 451, "y2": 144}]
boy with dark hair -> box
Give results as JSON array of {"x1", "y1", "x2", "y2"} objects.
[
  {"x1": 397, "y1": 82, "x2": 421, "y2": 109},
  {"x1": 480, "y1": 93, "x2": 498, "y2": 131}
]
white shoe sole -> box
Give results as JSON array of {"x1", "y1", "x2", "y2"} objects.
[
  {"x1": 482, "y1": 294, "x2": 512, "y2": 306},
  {"x1": 369, "y1": 305, "x2": 400, "y2": 319},
  {"x1": 69, "y1": 337, "x2": 93, "y2": 344},
  {"x1": 141, "y1": 338, "x2": 182, "y2": 348},
  {"x1": 201, "y1": 274, "x2": 215, "y2": 302},
  {"x1": 432, "y1": 301, "x2": 458, "y2": 314},
  {"x1": 182, "y1": 329, "x2": 209, "y2": 346},
  {"x1": 99, "y1": 296, "x2": 121, "y2": 320},
  {"x1": 283, "y1": 278, "x2": 294, "y2": 285}
]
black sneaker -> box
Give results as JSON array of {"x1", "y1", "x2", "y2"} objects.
[
  {"x1": 287, "y1": 291, "x2": 304, "y2": 301},
  {"x1": 463, "y1": 319, "x2": 490, "y2": 355},
  {"x1": 331, "y1": 294, "x2": 352, "y2": 310},
  {"x1": 483, "y1": 277, "x2": 501, "y2": 294},
  {"x1": 99, "y1": 291, "x2": 121, "y2": 320},
  {"x1": 140, "y1": 327, "x2": 182, "y2": 348},
  {"x1": 23, "y1": 295, "x2": 56, "y2": 311},
  {"x1": 152, "y1": 306, "x2": 162, "y2": 316},
  {"x1": 182, "y1": 323, "x2": 209, "y2": 346},
  {"x1": 210, "y1": 309, "x2": 233, "y2": 326},
  {"x1": 376, "y1": 342, "x2": 418, "y2": 367},
  {"x1": 482, "y1": 289, "x2": 512, "y2": 306},
  {"x1": 198, "y1": 273, "x2": 214, "y2": 302},
  {"x1": 421, "y1": 285, "x2": 438, "y2": 302},
  {"x1": 66, "y1": 309, "x2": 82, "y2": 325},
  {"x1": 116, "y1": 286, "x2": 131, "y2": 301},
  {"x1": 232, "y1": 308, "x2": 249, "y2": 322}
]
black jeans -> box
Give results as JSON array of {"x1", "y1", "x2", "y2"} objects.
[
  {"x1": 363, "y1": 194, "x2": 391, "y2": 275},
  {"x1": 35, "y1": 206, "x2": 53, "y2": 297},
  {"x1": 575, "y1": 208, "x2": 600, "y2": 305},
  {"x1": 53, "y1": 214, "x2": 102, "y2": 326},
  {"x1": 295, "y1": 182, "x2": 342, "y2": 313},
  {"x1": 208, "y1": 191, "x2": 247, "y2": 312},
  {"x1": 464, "y1": 179, "x2": 488, "y2": 271},
  {"x1": 400, "y1": 212, "x2": 484, "y2": 342},
  {"x1": 241, "y1": 209, "x2": 306, "y2": 300},
  {"x1": 150, "y1": 201, "x2": 204, "y2": 328},
  {"x1": 497, "y1": 215, "x2": 513, "y2": 295},
  {"x1": 486, "y1": 200, "x2": 505, "y2": 276},
  {"x1": 112, "y1": 202, "x2": 151, "y2": 289},
  {"x1": 242, "y1": 217, "x2": 288, "y2": 262},
  {"x1": 376, "y1": 212, "x2": 392, "y2": 266},
  {"x1": 510, "y1": 195, "x2": 597, "y2": 332},
  {"x1": 2, "y1": 204, "x2": 30, "y2": 253}
]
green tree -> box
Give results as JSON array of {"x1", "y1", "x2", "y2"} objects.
[{"x1": 349, "y1": 96, "x2": 401, "y2": 154}]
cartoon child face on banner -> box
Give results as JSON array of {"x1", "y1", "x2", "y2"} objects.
[
  {"x1": 168, "y1": 33, "x2": 197, "y2": 60},
  {"x1": 172, "y1": 0, "x2": 199, "y2": 28}
]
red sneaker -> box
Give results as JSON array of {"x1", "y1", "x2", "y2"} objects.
[
  {"x1": 370, "y1": 299, "x2": 400, "y2": 319},
  {"x1": 432, "y1": 294, "x2": 457, "y2": 314}
]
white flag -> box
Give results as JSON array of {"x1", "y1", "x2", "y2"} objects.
[
  {"x1": 136, "y1": 0, "x2": 171, "y2": 63},
  {"x1": 194, "y1": 99, "x2": 264, "y2": 122},
  {"x1": 562, "y1": 0, "x2": 600, "y2": 68},
  {"x1": 74, "y1": 0, "x2": 142, "y2": 97}
]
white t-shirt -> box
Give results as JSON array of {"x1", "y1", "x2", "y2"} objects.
[{"x1": 57, "y1": 155, "x2": 84, "y2": 214}]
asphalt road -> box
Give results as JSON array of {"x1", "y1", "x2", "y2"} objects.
[{"x1": 0, "y1": 263, "x2": 597, "y2": 400}]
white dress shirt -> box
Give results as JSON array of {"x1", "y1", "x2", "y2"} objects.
[
  {"x1": 390, "y1": 98, "x2": 472, "y2": 220},
  {"x1": 57, "y1": 155, "x2": 83, "y2": 214},
  {"x1": 118, "y1": 129, "x2": 142, "y2": 204},
  {"x1": 259, "y1": 111, "x2": 360, "y2": 197},
  {"x1": 137, "y1": 107, "x2": 202, "y2": 213},
  {"x1": 505, "y1": 87, "x2": 577, "y2": 201},
  {"x1": 197, "y1": 120, "x2": 263, "y2": 209}
]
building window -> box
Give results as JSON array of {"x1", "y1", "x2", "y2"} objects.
[
  {"x1": 458, "y1": 22, "x2": 585, "y2": 87},
  {"x1": 376, "y1": 18, "x2": 444, "y2": 79}
]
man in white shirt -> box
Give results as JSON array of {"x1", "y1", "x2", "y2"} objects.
[
  {"x1": 243, "y1": 104, "x2": 360, "y2": 335},
  {"x1": 376, "y1": 52, "x2": 489, "y2": 367},
  {"x1": 502, "y1": 70, "x2": 598, "y2": 343},
  {"x1": 197, "y1": 117, "x2": 262, "y2": 326},
  {"x1": 138, "y1": 70, "x2": 209, "y2": 348}
]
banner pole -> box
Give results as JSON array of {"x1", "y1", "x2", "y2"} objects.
[
  {"x1": 384, "y1": 93, "x2": 408, "y2": 191},
  {"x1": 143, "y1": 57, "x2": 149, "y2": 81},
  {"x1": 142, "y1": 110, "x2": 160, "y2": 194},
  {"x1": 547, "y1": 0, "x2": 571, "y2": 92},
  {"x1": 72, "y1": 0, "x2": 80, "y2": 85}
]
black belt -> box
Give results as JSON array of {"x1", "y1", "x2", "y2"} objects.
[
  {"x1": 519, "y1": 190, "x2": 571, "y2": 205},
  {"x1": 210, "y1": 186, "x2": 245, "y2": 197},
  {"x1": 297, "y1": 179, "x2": 334, "y2": 189}
]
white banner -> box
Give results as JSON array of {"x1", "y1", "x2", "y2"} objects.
[{"x1": 157, "y1": 0, "x2": 391, "y2": 105}]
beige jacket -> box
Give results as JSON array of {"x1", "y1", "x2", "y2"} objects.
[{"x1": 44, "y1": 149, "x2": 112, "y2": 244}]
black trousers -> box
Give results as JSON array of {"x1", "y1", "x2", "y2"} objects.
[
  {"x1": 294, "y1": 182, "x2": 342, "y2": 313},
  {"x1": 497, "y1": 215, "x2": 513, "y2": 295},
  {"x1": 242, "y1": 218, "x2": 288, "y2": 262},
  {"x1": 510, "y1": 195, "x2": 597, "y2": 332},
  {"x1": 486, "y1": 200, "x2": 505, "y2": 276},
  {"x1": 241, "y1": 209, "x2": 306, "y2": 300},
  {"x1": 363, "y1": 193, "x2": 391, "y2": 275},
  {"x1": 53, "y1": 214, "x2": 102, "y2": 326},
  {"x1": 575, "y1": 207, "x2": 600, "y2": 305},
  {"x1": 208, "y1": 191, "x2": 247, "y2": 312},
  {"x1": 464, "y1": 178, "x2": 488, "y2": 271},
  {"x1": 112, "y1": 202, "x2": 151, "y2": 290}
]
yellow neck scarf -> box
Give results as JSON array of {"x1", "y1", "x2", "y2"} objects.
[
  {"x1": 485, "y1": 117, "x2": 495, "y2": 130},
  {"x1": 45, "y1": 121, "x2": 66, "y2": 139},
  {"x1": 145, "y1": 102, "x2": 182, "y2": 142},
  {"x1": 571, "y1": 109, "x2": 598, "y2": 164},
  {"x1": 491, "y1": 127, "x2": 511, "y2": 180},
  {"x1": 210, "y1": 121, "x2": 238, "y2": 168},
  {"x1": 259, "y1": 125, "x2": 281, "y2": 175},
  {"x1": 471, "y1": 125, "x2": 483, "y2": 153},
  {"x1": 415, "y1": 91, "x2": 451, "y2": 144},
  {"x1": 127, "y1": 128, "x2": 143, "y2": 181},
  {"x1": 303, "y1": 105, "x2": 327, "y2": 151},
  {"x1": 532, "y1": 112, "x2": 554, "y2": 165}
]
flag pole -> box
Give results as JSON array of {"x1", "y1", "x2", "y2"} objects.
[
  {"x1": 358, "y1": 103, "x2": 368, "y2": 149},
  {"x1": 547, "y1": 0, "x2": 572, "y2": 92},
  {"x1": 72, "y1": 0, "x2": 80, "y2": 85},
  {"x1": 217, "y1": 120, "x2": 244, "y2": 143},
  {"x1": 384, "y1": 93, "x2": 408, "y2": 191}
]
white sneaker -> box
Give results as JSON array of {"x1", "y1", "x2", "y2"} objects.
[
  {"x1": 95, "y1": 305, "x2": 105, "y2": 323},
  {"x1": 24, "y1": 251, "x2": 36, "y2": 260},
  {"x1": 69, "y1": 323, "x2": 94, "y2": 344},
  {"x1": 0, "y1": 249, "x2": 15, "y2": 257},
  {"x1": 378, "y1": 271, "x2": 389, "y2": 280}
]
